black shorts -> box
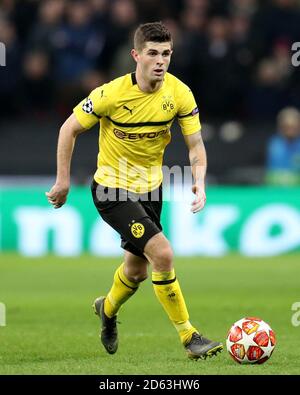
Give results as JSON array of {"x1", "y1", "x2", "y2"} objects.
[{"x1": 91, "y1": 180, "x2": 163, "y2": 258}]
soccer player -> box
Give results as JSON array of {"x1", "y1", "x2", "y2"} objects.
[{"x1": 46, "y1": 22, "x2": 223, "y2": 360}]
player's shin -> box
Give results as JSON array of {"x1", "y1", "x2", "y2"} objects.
[
  {"x1": 104, "y1": 262, "x2": 139, "y2": 318},
  {"x1": 152, "y1": 269, "x2": 197, "y2": 344}
]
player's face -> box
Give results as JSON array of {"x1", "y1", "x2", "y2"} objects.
[{"x1": 134, "y1": 41, "x2": 172, "y2": 83}]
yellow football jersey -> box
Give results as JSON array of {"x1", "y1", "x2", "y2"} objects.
[{"x1": 73, "y1": 72, "x2": 201, "y2": 193}]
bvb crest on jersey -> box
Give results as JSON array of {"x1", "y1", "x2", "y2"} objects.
[{"x1": 161, "y1": 98, "x2": 175, "y2": 113}]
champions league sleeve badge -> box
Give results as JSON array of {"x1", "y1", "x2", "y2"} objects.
[{"x1": 82, "y1": 98, "x2": 93, "y2": 114}]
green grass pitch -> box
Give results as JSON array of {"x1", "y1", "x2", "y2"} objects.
[{"x1": 0, "y1": 254, "x2": 299, "y2": 375}]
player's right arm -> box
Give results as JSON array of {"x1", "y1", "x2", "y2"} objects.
[
  {"x1": 46, "y1": 114, "x2": 86, "y2": 209},
  {"x1": 46, "y1": 85, "x2": 109, "y2": 208}
]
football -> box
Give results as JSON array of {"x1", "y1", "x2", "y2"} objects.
[{"x1": 226, "y1": 317, "x2": 276, "y2": 364}]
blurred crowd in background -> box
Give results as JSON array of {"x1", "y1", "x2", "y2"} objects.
[
  {"x1": 0, "y1": 0, "x2": 300, "y2": 184},
  {"x1": 1, "y1": 0, "x2": 300, "y2": 120}
]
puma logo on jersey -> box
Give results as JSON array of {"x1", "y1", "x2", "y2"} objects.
[{"x1": 123, "y1": 105, "x2": 135, "y2": 115}]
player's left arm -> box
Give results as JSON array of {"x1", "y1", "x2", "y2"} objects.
[
  {"x1": 183, "y1": 131, "x2": 207, "y2": 213},
  {"x1": 176, "y1": 80, "x2": 206, "y2": 213}
]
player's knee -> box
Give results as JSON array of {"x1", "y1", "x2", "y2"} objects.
[
  {"x1": 135, "y1": 273, "x2": 148, "y2": 283},
  {"x1": 127, "y1": 272, "x2": 148, "y2": 283},
  {"x1": 152, "y1": 246, "x2": 173, "y2": 271},
  {"x1": 129, "y1": 273, "x2": 148, "y2": 283},
  {"x1": 160, "y1": 246, "x2": 173, "y2": 263},
  {"x1": 144, "y1": 233, "x2": 174, "y2": 271}
]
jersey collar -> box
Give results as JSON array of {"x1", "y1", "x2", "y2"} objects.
[{"x1": 131, "y1": 72, "x2": 137, "y2": 85}]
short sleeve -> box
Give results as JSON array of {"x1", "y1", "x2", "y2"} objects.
[
  {"x1": 73, "y1": 86, "x2": 108, "y2": 130},
  {"x1": 176, "y1": 83, "x2": 201, "y2": 136}
]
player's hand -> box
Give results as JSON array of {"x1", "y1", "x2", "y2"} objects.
[
  {"x1": 45, "y1": 183, "x2": 69, "y2": 209},
  {"x1": 191, "y1": 184, "x2": 206, "y2": 213}
]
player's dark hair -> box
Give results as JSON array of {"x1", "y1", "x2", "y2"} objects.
[{"x1": 134, "y1": 22, "x2": 172, "y2": 52}]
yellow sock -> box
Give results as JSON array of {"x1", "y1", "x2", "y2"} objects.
[
  {"x1": 104, "y1": 262, "x2": 139, "y2": 318},
  {"x1": 152, "y1": 269, "x2": 198, "y2": 344}
]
